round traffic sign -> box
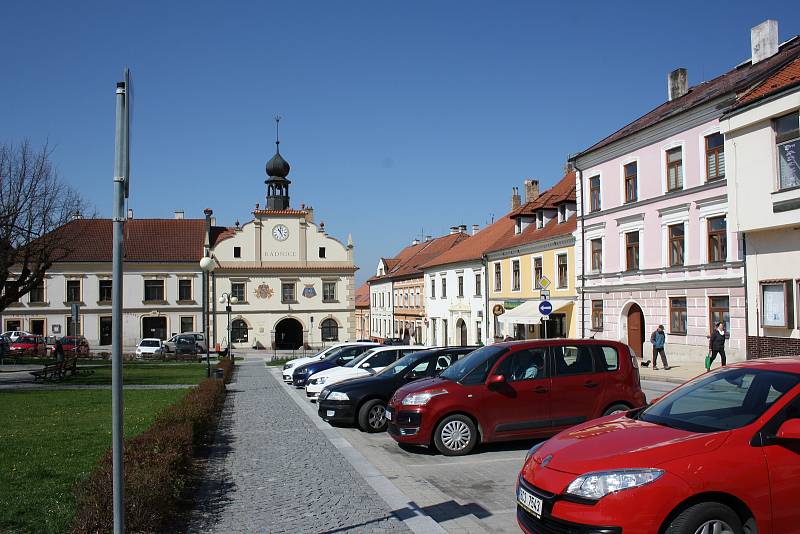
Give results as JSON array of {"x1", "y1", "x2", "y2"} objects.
[{"x1": 539, "y1": 300, "x2": 553, "y2": 316}]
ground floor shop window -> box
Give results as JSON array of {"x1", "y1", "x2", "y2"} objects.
[
  {"x1": 4, "y1": 320, "x2": 21, "y2": 331},
  {"x1": 670, "y1": 298, "x2": 687, "y2": 334},
  {"x1": 591, "y1": 300, "x2": 603, "y2": 331},
  {"x1": 540, "y1": 313, "x2": 566, "y2": 338},
  {"x1": 180, "y1": 316, "x2": 194, "y2": 333},
  {"x1": 30, "y1": 319, "x2": 45, "y2": 336},
  {"x1": 762, "y1": 281, "x2": 794, "y2": 328},
  {"x1": 100, "y1": 316, "x2": 112, "y2": 345}
]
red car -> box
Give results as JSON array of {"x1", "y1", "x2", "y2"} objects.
[
  {"x1": 9, "y1": 335, "x2": 47, "y2": 357},
  {"x1": 61, "y1": 336, "x2": 90, "y2": 357},
  {"x1": 386, "y1": 340, "x2": 645, "y2": 455},
  {"x1": 517, "y1": 358, "x2": 800, "y2": 534}
]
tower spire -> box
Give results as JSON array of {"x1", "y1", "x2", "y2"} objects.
[{"x1": 274, "y1": 115, "x2": 282, "y2": 153}]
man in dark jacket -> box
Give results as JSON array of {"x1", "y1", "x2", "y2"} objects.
[
  {"x1": 708, "y1": 321, "x2": 727, "y2": 370},
  {"x1": 650, "y1": 325, "x2": 669, "y2": 370}
]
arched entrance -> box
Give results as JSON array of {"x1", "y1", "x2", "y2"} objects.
[
  {"x1": 626, "y1": 303, "x2": 645, "y2": 359},
  {"x1": 231, "y1": 319, "x2": 249, "y2": 343},
  {"x1": 275, "y1": 318, "x2": 303, "y2": 350},
  {"x1": 456, "y1": 319, "x2": 467, "y2": 346}
]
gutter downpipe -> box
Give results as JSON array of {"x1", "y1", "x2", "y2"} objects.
[
  {"x1": 482, "y1": 253, "x2": 490, "y2": 343},
  {"x1": 742, "y1": 232, "x2": 750, "y2": 359},
  {"x1": 572, "y1": 162, "x2": 586, "y2": 339}
]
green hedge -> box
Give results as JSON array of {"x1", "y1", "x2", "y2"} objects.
[{"x1": 70, "y1": 378, "x2": 226, "y2": 533}]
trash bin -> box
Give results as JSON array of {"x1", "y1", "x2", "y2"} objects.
[{"x1": 213, "y1": 368, "x2": 225, "y2": 379}]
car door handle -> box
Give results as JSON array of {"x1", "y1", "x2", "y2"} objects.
[
  {"x1": 533, "y1": 386, "x2": 549, "y2": 394},
  {"x1": 583, "y1": 381, "x2": 599, "y2": 388}
]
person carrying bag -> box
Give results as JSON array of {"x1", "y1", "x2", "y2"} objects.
[{"x1": 707, "y1": 322, "x2": 727, "y2": 371}]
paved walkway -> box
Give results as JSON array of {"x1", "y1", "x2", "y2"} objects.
[{"x1": 187, "y1": 360, "x2": 409, "y2": 534}]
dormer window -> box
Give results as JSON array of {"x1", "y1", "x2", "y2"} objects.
[
  {"x1": 558, "y1": 205, "x2": 566, "y2": 223},
  {"x1": 515, "y1": 219, "x2": 522, "y2": 235},
  {"x1": 536, "y1": 211, "x2": 544, "y2": 229}
]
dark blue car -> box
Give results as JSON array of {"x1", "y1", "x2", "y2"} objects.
[{"x1": 292, "y1": 343, "x2": 377, "y2": 387}]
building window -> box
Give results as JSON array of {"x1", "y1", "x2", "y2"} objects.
[
  {"x1": 281, "y1": 282, "x2": 296, "y2": 303},
  {"x1": 669, "y1": 297, "x2": 687, "y2": 334},
  {"x1": 319, "y1": 247, "x2": 326, "y2": 258},
  {"x1": 321, "y1": 318, "x2": 339, "y2": 341},
  {"x1": 231, "y1": 282, "x2": 245, "y2": 302},
  {"x1": 475, "y1": 273, "x2": 481, "y2": 296},
  {"x1": 625, "y1": 231, "x2": 640, "y2": 271},
  {"x1": 624, "y1": 162, "x2": 637, "y2": 203},
  {"x1": 591, "y1": 300, "x2": 603, "y2": 331},
  {"x1": 430, "y1": 278, "x2": 436, "y2": 298},
  {"x1": 66, "y1": 315, "x2": 82, "y2": 336},
  {"x1": 557, "y1": 254, "x2": 568, "y2": 289},
  {"x1": 231, "y1": 319, "x2": 248, "y2": 343},
  {"x1": 29, "y1": 280, "x2": 45, "y2": 303},
  {"x1": 709, "y1": 296, "x2": 730, "y2": 334},
  {"x1": 180, "y1": 316, "x2": 194, "y2": 333},
  {"x1": 776, "y1": 112, "x2": 800, "y2": 190},
  {"x1": 494, "y1": 263, "x2": 501, "y2": 291},
  {"x1": 99, "y1": 280, "x2": 112, "y2": 303},
  {"x1": 707, "y1": 216, "x2": 727, "y2": 263},
  {"x1": 590, "y1": 239, "x2": 602, "y2": 273},
  {"x1": 178, "y1": 279, "x2": 192, "y2": 301},
  {"x1": 144, "y1": 280, "x2": 164, "y2": 302},
  {"x1": 441, "y1": 278, "x2": 447, "y2": 298},
  {"x1": 762, "y1": 281, "x2": 794, "y2": 328},
  {"x1": 668, "y1": 224, "x2": 685, "y2": 266},
  {"x1": 666, "y1": 147, "x2": 683, "y2": 191},
  {"x1": 512, "y1": 260, "x2": 520, "y2": 291},
  {"x1": 705, "y1": 133, "x2": 725, "y2": 181},
  {"x1": 233, "y1": 246, "x2": 241, "y2": 258},
  {"x1": 457, "y1": 275, "x2": 464, "y2": 297},
  {"x1": 536, "y1": 212, "x2": 544, "y2": 229},
  {"x1": 558, "y1": 204, "x2": 566, "y2": 223},
  {"x1": 431, "y1": 318, "x2": 437, "y2": 345},
  {"x1": 589, "y1": 176, "x2": 601, "y2": 212},
  {"x1": 66, "y1": 280, "x2": 81, "y2": 303},
  {"x1": 323, "y1": 282, "x2": 336, "y2": 302},
  {"x1": 533, "y1": 257, "x2": 543, "y2": 288}
]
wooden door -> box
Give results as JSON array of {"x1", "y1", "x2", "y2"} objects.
[{"x1": 627, "y1": 304, "x2": 644, "y2": 358}]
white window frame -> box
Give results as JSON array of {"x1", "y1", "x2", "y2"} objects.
[
  {"x1": 616, "y1": 214, "x2": 645, "y2": 273},
  {"x1": 555, "y1": 251, "x2": 569, "y2": 289},
  {"x1": 696, "y1": 196, "x2": 729, "y2": 264},
  {"x1": 658, "y1": 203, "x2": 690, "y2": 268},
  {"x1": 510, "y1": 257, "x2": 521, "y2": 293},
  {"x1": 661, "y1": 140, "x2": 687, "y2": 194},
  {"x1": 585, "y1": 222, "x2": 606, "y2": 275},
  {"x1": 619, "y1": 156, "x2": 640, "y2": 204}
]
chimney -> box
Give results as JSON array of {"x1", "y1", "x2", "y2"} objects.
[
  {"x1": 668, "y1": 68, "x2": 688, "y2": 101},
  {"x1": 305, "y1": 206, "x2": 314, "y2": 223},
  {"x1": 210, "y1": 216, "x2": 216, "y2": 226},
  {"x1": 751, "y1": 20, "x2": 779, "y2": 64},
  {"x1": 127, "y1": 208, "x2": 133, "y2": 220},
  {"x1": 174, "y1": 210, "x2": 184, "y2": 220},
  {"x1": 523, "y1": 179, "x2": 540, "y2": 203},
  {"x1": 412, "y1": 238, "x2": 420, "y2": 245},
  {"x1": 472, "y1": 224, "x2": 479, "y2": 235},
  {"x1": 459, "y1": 224, "x2": 467, "y2": 233},
  {"x1": 425, "y1": 235, "x2": 432, "y2": 242},
  {"x1": 511, "y1": 187, "x2": 521, "y2": 210},
  {"x1": 449, "y1": 226, "x2": 459, "y2": 234}
]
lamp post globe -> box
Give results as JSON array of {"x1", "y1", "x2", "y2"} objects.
[
  {"x1": 230, "y1": 296, "x2": 239, "y2": 304},
  {"x1": 199, "y1": 256, "x2": 215, "y2": 272},
  {"x1": 219, "y1": 296, "x2": 225, "y2": 304}
]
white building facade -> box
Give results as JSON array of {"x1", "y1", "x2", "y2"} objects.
[{"x1": 423, "y1": 262, "x2": 486, "y2": 346}]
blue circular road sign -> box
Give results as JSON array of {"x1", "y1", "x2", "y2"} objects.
[{"x1": 539, "y1": 300, "x2": 553, "y2": 316}]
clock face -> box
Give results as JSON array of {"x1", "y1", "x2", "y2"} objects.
[{"x1": 272, "y1": 224, "x2": 289, "y2": 241}]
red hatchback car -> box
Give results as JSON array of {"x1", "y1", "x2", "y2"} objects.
[
  {"x1": 61, "y1": 336, "x2": 90, "y2": 357},
  {"x1": 9, "y1": 335, "x2": 47, "y2": 357},
  {"x1": 386, "y1": 340, "x2": 646, "y2": 455},
  {"x1": 517, "y1": 358, "x2": 800, "y2": 534}
]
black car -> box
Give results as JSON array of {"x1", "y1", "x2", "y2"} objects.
[
  {"x1": 174, "y1": 335, "x2": 198, "y2": 356},
  {"x1": 382, "y1": 338, "x2": 405, "y2": 345},
  {"x1": 318, "y1": 346, "x2": 477, "y2": 432},
  {"x1": 292, "y1": 343, "x2": 377, "y2": 387}
]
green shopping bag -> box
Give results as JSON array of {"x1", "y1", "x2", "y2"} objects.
[{"x1": 704, "y1": 352, "x2": 711, "y2": 371}]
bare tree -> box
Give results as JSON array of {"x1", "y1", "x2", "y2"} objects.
[{"x1": 0, "y1": 140, "x2": 87, "y2": 313}]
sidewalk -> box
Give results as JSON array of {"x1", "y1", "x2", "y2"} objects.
[{"x1": 637, "y1": 358, "x2": 711, "y2": 384}]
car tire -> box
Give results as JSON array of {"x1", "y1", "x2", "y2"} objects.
[
  {"x1": 433, "y1": 414, "x2": 478, "y2": 456},
  {"x1": 602, "y1": 403, "x2": 631, "y2": 416},
  {"x1": 358, "y1": 399, "x2": 388, "y2": 433},
  {"x1": 665, "y1": 502, "x2": 743, "y2": 534}
]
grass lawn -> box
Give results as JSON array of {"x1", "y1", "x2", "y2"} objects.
[
  {"x1": 265, "y1": 358, "x2": 292, "y2": 367},
  {"x1": 0, "y1": 389, "x2": 186, "y2": 533},
  {"x1": 62, "y1": 363, "x2": 208, "y2": 385}
]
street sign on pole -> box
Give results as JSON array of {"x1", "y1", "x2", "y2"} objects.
[
  {"x1": 537, "y1": 275, "x2": 551, "y2": 290},
  {"x1": 539, "y1": 300, "x2": 553, "y2": 316},
  {"x1": 540, "y1": 290, "x2": 550, "y2": 300}
]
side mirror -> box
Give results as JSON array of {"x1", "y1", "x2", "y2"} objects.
[
  {"x1": 650, "y1": 395, "x2": 663, "y2": 405},
  {"x1": 361, "y1": 362, "x2": 371, "y2": 368},
  {"x1": 487, "y1": 374, "x2": 506, "y2": 388},
  {"x1": 777, "y1": 418, "x2": 800, "y2": 440}
]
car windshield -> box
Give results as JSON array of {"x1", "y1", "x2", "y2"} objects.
[
  {"x1": 17, "y1": 337, "x2": 36, "y2": 343},
  {"x1": 323, "y1": 346, "x2": 351, "y2": 361},
  {"x1": 345, "y1": 348, "x2": 377, "y2": 368},
  {"x1": 379, "y1": 353, "x2": 424, "y2": 376},
  {"x1": 140, "y1": 340, "x2": 160, "y2": 347},
  {"x1": 638, "y1": 367, "x2": 800, "y2": 433},
  {"x1": 440, "y1": 345, "x2": 508, "y2": 384}
]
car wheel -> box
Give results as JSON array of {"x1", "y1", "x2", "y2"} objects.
[
  {"x1": 433, "y1": 414, "x2": 478, "y2": 456},
  {"x1": 602, "y1": 403, "x2": 631, "y2": 416},
  {"x1": 665, "y1": 502, "x2": 743, "y2": 534},
  {"x1": 358, "y1": 399, "x2": 388, "y2": 433}
]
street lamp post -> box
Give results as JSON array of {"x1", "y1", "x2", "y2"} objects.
[
  {"x1": 219, "y1": 293, "x2": 239, "y2": 359},
  {"x1": 199, "y1": 256, "x2": 216, "y2": 377}
]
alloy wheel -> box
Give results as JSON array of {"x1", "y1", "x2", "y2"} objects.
[
  {"x1": 440, "y1": 420, "x2": 471, "y2": 451},
  {"x1": 368, "y1": 404, "x2": 386, "y2": 429},
  {"x1": 694, "y1": 520, "x2": 735, "y2": 534}
]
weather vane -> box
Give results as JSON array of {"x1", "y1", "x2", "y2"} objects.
[{"x1": 274, "y1": 115, "x2": 282, "y2": 151}]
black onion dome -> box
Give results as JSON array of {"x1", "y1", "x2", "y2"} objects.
[{"x1": 266, "y1": 148, "x2": 290, "y2": 178}]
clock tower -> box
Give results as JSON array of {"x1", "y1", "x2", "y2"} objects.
[{"x1": 265, "y1": 117, "x2": 291, "y2": 211}]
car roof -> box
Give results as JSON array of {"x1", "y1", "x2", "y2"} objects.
[
  {"x1": 140, "y1": 338, "x2": 162, "y2": 342},
  {"x1": 727, "y1": 357, "x2": 800, "y2": 374},
  {"x1": 367, "y1": 345, "x2": 427, "y2": 352},
  {"x1": 490, "y1": 339, "x2": 626, "y2": 349}
]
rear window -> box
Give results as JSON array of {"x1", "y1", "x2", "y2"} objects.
[{"x1": 595, "y1": 346, "x2": 619, "y2": 371}]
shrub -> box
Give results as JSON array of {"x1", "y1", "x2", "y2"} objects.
[
  {"x1": 71, "y1": 378, "x2": 226, "y2": 533},
  {"x1": 216, "y1": 356, "x2": 234, "y2": 384}
]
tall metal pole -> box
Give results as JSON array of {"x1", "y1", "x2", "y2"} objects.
[
  {"x1": 111, "y1": 79, "x2": 127, "y2": 534},
  {"x1": 227, "y1": 303, "x2": 232, "y2": 359},
  {"x1": 203, "y1": 270, "x2": 210, "y2": 377}
]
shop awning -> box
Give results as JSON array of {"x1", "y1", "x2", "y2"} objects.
[{"x1": 497, "y1": 299, "x2": 574, "y2": 324}]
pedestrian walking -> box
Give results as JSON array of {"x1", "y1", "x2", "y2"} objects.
[
  {"x1": 707, "y1": 321, "x2": 727, "y2": 371},
  {"x1": 650, "y1": 325, "x2": 670, "y2": 370},
  {"x1": 54, "y1": 338, "x2": 65, "y2": 362}
]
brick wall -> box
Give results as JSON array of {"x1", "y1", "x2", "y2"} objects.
[{"x1": 747, "y1": 336, "x2": 800, "y2": 359}]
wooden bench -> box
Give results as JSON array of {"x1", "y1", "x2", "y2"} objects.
[{"x1": 30, "y1": 356, "x2": 92, "y2": 382}]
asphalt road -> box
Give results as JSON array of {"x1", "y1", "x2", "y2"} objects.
[{"x1": 275, "y1": 369, "x2": 681, "y2": 533}]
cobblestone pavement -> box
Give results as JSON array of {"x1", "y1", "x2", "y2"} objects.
[{"x1": 187, "y1": 360, "x2": 409, "y2": 534}]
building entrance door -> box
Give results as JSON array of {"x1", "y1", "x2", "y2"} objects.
[
  {"x1": 100, "y1": 317, "x2": 112, "y2": 346},
  {"x1": 30, "y1": 319, "x2": 45, "y2": 336},
  {"x1": 275, "y1": 318, "x2": 303, "y2": 350},
  {"x1": 456, "y1": 319, "x2": 467, "y2": 346},
  {"x1": 142, "y1": 316, "x2": 167, "y2": 340},
  {"x1": 627, "y1": 304, "x2": 645, "y2": 359}
]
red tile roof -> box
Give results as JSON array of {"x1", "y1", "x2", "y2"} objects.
[
  {"x1": 576, "y1": 37, "x2": 800, "y2": 157},
  {"x1": 735, "y1": 57, "x2": 800, "y2": 107},
  {"x1": 509, "y1": 172, "x2": 576, "y2": 218},
  {"x1": 420, "y1": 216, "x2": 515, "y2": 269},
  {"x1": 252, "y1": 209, "x2": 308, "y2": 216},
  {"x1": 51, "y1": 219, "x2": 230, "y2": 263},
  {"x1": 368, "y1": 233, "x2": 469, "y2": 283},
  {"x1": 485, "y1": 214, "x2": 576, "y2": 254},
  {"x1": 355, "y1": 283, "x2": 370, "y2": 308}
]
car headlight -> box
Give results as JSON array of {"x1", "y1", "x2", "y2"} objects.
[
  {"x1": 283, "y1": 364, "x2": 291, "y2": 370},
  {"x1": 327, "y1": 391, "x2": 349, "y2": 401},
  {"x1": 318, "y1": 377, "x2": 327, "y2": 385},
  {"x1": 297, "y1": 368, "x2": 309, "y2": 375},
  {"x1": 525, "y1": 441, "x2": 546, "y2": 464},
  {"x1": 401, "y1": 388, "x2": 448, "y2": 406},
  {"x1": 565, "y1": 469, "x2": 664, "y2": 500}
]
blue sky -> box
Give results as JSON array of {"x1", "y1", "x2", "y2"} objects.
[{"x1": 3, "y1": 1, "x2": 799, "y2": 285}]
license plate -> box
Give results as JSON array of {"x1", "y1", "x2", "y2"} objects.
[
  {"x1": 326, "y1": 410, "x2": 335, "y2": 417},
  {"x1": 517, "y1": 487, "x2": 542, "y2": 518},
  {"x1": 385, "y1": 408, "x2": 393, "y2": 421}
]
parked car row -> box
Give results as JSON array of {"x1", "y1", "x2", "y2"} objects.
[{"x1": 0, "y1": 334, "x2": 90, "y2": 358}]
